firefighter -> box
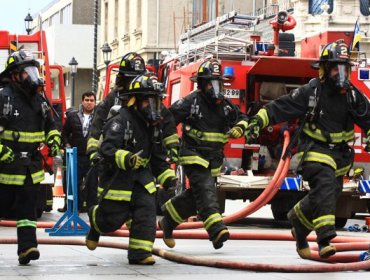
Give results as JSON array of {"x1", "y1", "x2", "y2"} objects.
[
  {"x1": 85, "y1": 74, "x2": 166, "y2": 264},
  {"x1": 246, "y1": 39, "x2": 370, "y2": 259},
  {"x1": 0, "y1": 50, "x2": 61, "y2": 265},
  {"x1": 158, "y1": 59, "x2": 249, "y2": 249},
  {"x1": 86, "y1": 53, "x2": 178, "y2": 205}
]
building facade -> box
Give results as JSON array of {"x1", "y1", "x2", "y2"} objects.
[{"x1": 32, "y1": 0, "x2": 98, "y2": 108}]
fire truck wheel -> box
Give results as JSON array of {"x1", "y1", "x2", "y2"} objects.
[{"x1": 335, "y1": 217, "x2": 348, "y2": 229}]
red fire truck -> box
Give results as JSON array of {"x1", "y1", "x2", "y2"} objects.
[
  {"x1": 0, "y1": 30, "x2": 67, "y2": 217},
  {"x1": 156, "y1": 11, "x2": 370, "y2": 227}
]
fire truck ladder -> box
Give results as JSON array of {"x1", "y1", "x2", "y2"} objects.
[{"x1": 178, "y1": 11, "x2": 261, "y2": 63}]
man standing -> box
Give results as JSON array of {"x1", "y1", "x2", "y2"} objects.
[
  {"x1": 61, "y1": 92, "x2": 96, "y2": 212},
  {"x1": 0, "y1": 50, "x2": 61, "y2": 264},
  {"x1": 245, "y1": 40, "x2": 370, "y2": 259},
  {"x1": 159, "y1": 59, "x2": 248, "y2": 250}
]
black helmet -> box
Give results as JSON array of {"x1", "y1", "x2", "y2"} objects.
[
  {"x1": 312, "y1": 39, "x2": 351, "y2": 69},
  {"x1": 126, "y1": 74, "x2": 163, "y2": 123},
  {"x1": 117, "y1": 52, "x2": 145, "y2": 77},
  {"x1": 190, "y1": 59, "x2": 224, "y2": 82},
  {"x1": 0, "y1": 50, "x2": 40, "y2": 80}
]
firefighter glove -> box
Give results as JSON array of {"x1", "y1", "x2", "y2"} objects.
[
  {"x1": 89, "y1": 151, "x2": 102, "y2": 165},
  {"x1": 128, "y1": 152, "x2": 144, "y2": 170},
  {"x1": 162, "y1": 176, "x2": 178, "y2": 190},
  {"x1": 47, "y1": 136, "x2": 61, "y2": 157},
  {"x1": 245, "y1": 118, "x2": 261, "y2": 144},
  {"x1": 228, "y1": 126, "x2": 244, "y2": 139},
  {"x1": 167, "y1": 147, "x2": 179, "y2": 164},
  {"x1": 0, "y1": 144, "x2": 15, "y2": 164},
  {"x1": 365, "y1": 134, "x2": 370, "y2": 152}
]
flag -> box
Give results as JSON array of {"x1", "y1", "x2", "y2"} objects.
[{"x1": 351, "y1": 20, "x2": 361, "y2": 52}]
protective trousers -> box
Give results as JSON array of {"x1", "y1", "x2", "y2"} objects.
[
  {"x1": 163, "y1": 164, "x2": 226, "y2": 240},
  {"x1": 0, "y1": 173, "x2": 39, "y2": 255},
  {"x1": 91, "y1": 182, "x2": 156, "y2": 261},
  {"x1": 292, "y1": 162, "x2": 343, "y2": 243}
]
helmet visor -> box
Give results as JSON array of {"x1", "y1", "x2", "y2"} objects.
[
  {"x1": 147, "y1": 96, "x2": 162, "y2": 122},
  {"x1": 210, "y1": 80, "x2": 225, "y2": 99},
  {"x1": 23, "y1": 66, "x2": 42, "y2": 85},
  {"x1": 337, "y1": 64, "x2": 348, "y2": 88}
]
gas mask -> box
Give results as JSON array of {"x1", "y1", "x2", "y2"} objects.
[
  {"x1": 19, "y1": 66, "x2": 44, "y2": 93},
  {"x1": 205, "y1": 80, "x2": 225, "y2": 101},
  {"x1": 138, "y1": 95, "x2": 162, "y2": 124},
  {"x1": 327, "y1": 63, "x2": 350, "y2": 91}
]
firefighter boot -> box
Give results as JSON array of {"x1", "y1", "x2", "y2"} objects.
[
  {"x1": 129, "y1": 256, "x2": 156, "y2": 265},
  {"x1": 158, "y1": 217, "x2": 175, "y2": 248},
  {"x1": 85, "y1": 207, "x2": 100, "y2": 251},
  {"x1": 18, "y1": 247, "x2": 40, "y2": 265},
  {"x1": 287, "y1": 209, "x2": 311, "y2": 259},
  {"x1": 212, "y1": 229, "x2": 230, "y2": 250},
  {"x1": 318, "y1": 239, "x2": 336, "y2": 259}
]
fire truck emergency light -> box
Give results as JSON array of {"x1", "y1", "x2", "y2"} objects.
[
  {"x1": 358, "y1": 68, "x2": 370, "y2": 80},
  {"x1": 224, "y1": 66, "x2": 235, "y2": 78}
]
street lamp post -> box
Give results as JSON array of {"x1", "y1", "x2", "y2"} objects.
[
  {"x1": 24, "y1": 12, "x2": 33, "y2": 35},
  {"x1": 69, "y1": 57, "x2": 78, "y2": 108},
  {"x1": 101, "y1": 42, "x2": 112, "y2": 73}
]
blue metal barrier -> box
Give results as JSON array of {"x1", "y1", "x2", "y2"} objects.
[{"x1": 46, "y1": 147, "x2": 90, "y2": 236}]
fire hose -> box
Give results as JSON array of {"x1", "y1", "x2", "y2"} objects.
[{"x1": 1, "y1": 131, "x2": 370, "y2": 272}]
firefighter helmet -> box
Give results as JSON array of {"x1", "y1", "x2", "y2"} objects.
[
  {"x1": 191, "y1": 59, "x2": 224, "y2": 81},
  {"x1": 117, "y1": 52, "x2": 146, "y2": 77},
  {"x1": 319, "y1": 40, "x2": 350, "y2": 64},
  {"x1": 126, "y1": 74, "x2": 163, "y2": 122},
  {"x1": 0, "y1": 50, "x2": 40, "y2": 80}
]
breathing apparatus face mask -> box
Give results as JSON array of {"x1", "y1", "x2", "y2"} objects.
[
  {"x1": 205, "y1": 79, "x2": 225, "y2": 101},
  {"x1": 327, "y1": 63, "x2": 350, "y2": 91},
  {"x1": 138, "y1": 95, "x2": 162, "y2": 124},
  {"x1": 19, "y1": 66, "x2": 43, "y2": 93}
]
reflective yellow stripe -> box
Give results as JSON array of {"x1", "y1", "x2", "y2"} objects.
[
  {"x1": 1, "y1": 130, "x2": 45, "y2": 143},
  {"x1": 211, "y1": 166, "x2": 222, "y2": 177},
  {"x1": 157, "y1": 169, "x2": 175, "y2": 185},
  {"x1": 31, "y1": 170, "x2": 45, "y2": 184},
  {"x1": 179, "y1": 155, "x2": 209, "y2": 168},
  {"x1": 91, "y1": 205, "x2": 102, "y2": 233},
  {"x1": 115, "y1": 149, "x2": 130, "y2": 170},
  {"x1": 164, "y1": 200, "x2": 183, "y2": 224},
  {"x1": 204, "y1": 213, "x2": 222, "y2": 230},
  {"x1": 335, "y1": 164, "x2": 351, "y2": 177},
  {"x1": 87, "y1": 137, "x2": 99, "y2": 152},
  {"x1": 313, "y1": 214, "x2": 335, "y2": 230},
  {"x1": 187, "y1": 128, "x2": 228, "y2": 144},
  {"x1": 235, "y1": 120, "x2": 248, "y2": 130},
  {"x1": 97, "y1": 186, "x2": 132, "y2": 201},
  {"x1": 163, "y1": 134, "x2": 179, "y2": 147},
  {"x1": 144, "y1": 181, "x2": 156, "y2": 194},
  {"x1": 256, "y1": 108, "x2": 269, "y2": 128},
  {"x1": 296, "y1": 151, "x2": 337, "y2": 170},
  {"x1": 0, "y1": 173, "x2": 25, "y2": 185},
  {"x1": 303, "y1": 124, "x2": 354, "y2": 143},
  {"x1": 129, "y1": 237, "x2": 153, "y2": 252},
  {"x1": 17, "y1": 219, "x2": 37, "y2": 228},
  {"x1": 46, "y1": 129, "x2": 60, "y2": 143},
  {"x1": 46, "y1": 199, "x2": 53, "y2": 206},
  {"x1": 294, "y1": 203, "x2": 314, "y2": 230}
]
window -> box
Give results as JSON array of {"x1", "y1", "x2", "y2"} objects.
[
  {"x1": 60, "y1": 4, "x2": 72, "y2": 24},
  {"x1": 192, "y1": 0, "x2": 203, "y2": 26},
  {"x1": 104, "y1": 1, "x2": 108, "y2": 42},
  {"x1": 192, "y1": 0, "x2": 217, "y2": 27},
  {"x1": 170, "y1": 82, "x2": 181, "y2": 104},
  {"x1": 125, "y1": 0, "x2": 130, "y2": 33},
  {"x1": 360, "y1": 0, "x2": 370, "y2": 16},
  {"x1": 114, "y1": 0, "x2": 119, "y2": 38},
  {"x1": 308, "y1": 0, "x2": 333, "y2": 15},
  {"x1": 137, "y1": 0, "x2": 142, "y2": 30},
  {"x1": 49, "y1": 12, "x2": 60, "y2": 27}
]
